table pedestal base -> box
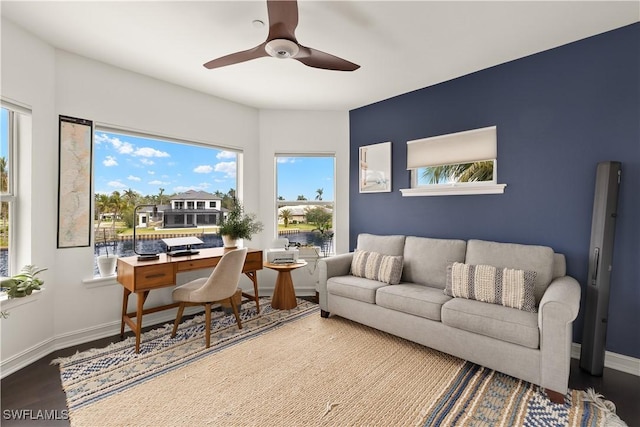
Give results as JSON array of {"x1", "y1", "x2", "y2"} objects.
[{"x1": 271, "y1": 270, "x2": 297, "y2": 310}]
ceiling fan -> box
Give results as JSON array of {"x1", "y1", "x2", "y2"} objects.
[{"x1": 203, "y1": 0, "x2": 360, "y2": 71}]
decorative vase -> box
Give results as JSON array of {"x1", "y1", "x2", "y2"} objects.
[
  {"x1": 222, "y1": 235, "x2": 238, "y2": 249},
  {"x1": 97, "y1": 255, "x2": 117, "y2": 277}
]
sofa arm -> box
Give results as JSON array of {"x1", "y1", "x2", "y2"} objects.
[
  {"x1": 317, "y1": 252, "x2": 354, "y2": 311},
  {"x1": 538, "y1": 275, "x2": 581, "y2": 395}
]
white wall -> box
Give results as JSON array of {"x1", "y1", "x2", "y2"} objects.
[
  {"x1": 0, "y1": 18, "x2": 350, "y2": 377},
  {"x1": 258, "y1": 110, "x2": 350, "y2": 294},
  {"x1": 0, "y1": 18, "x2": 57, "y2": 375}
]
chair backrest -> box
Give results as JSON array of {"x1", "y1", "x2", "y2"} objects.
[{"x1": 192, "y1": 248, "x2": 248, "y2": 302}]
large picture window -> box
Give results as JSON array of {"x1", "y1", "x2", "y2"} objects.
[
  {"x1": 0, "y1": 103, "x2": 30, "y2": 278},
  {"x1": 93, "y1": 128, "x2": 239, "y2": 276},
  {"x1": 275, "y1": 154, "x2": 335, "y2": 257}
]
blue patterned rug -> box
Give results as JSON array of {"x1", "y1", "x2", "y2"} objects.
[
  {"x1": 54, "y1": 299, "x2": 626, "y2": 426},
  {"x1": 53, "y1": 297, "x2": 317, "y2": 411}
]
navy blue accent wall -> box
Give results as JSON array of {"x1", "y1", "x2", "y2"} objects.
[{"x1": 349, "y1": 24, "x2": 639, "y2": 359}]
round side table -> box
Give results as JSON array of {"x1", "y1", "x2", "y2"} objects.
[{"x1": 264, "y1": 260, "x2": 308, "y2": 310}]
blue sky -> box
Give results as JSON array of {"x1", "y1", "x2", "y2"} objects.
[
  {"x1": 1, "y1": 109, "x2": 8, "y2": 165},
  {"x1": 95, "y1": 131, "x2": 334, "y2": 201}
]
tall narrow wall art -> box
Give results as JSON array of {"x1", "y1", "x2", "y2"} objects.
[{"x1": 57, "y1": 115, "x2": 93, "y2": 248}]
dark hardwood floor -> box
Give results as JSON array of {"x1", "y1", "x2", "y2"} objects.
[{"x1": 2, "y1": 306, "x2": 639, "y2": 426}]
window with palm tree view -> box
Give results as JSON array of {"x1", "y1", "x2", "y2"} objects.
[
  {"x1": 416, "y1": 160, "x2": 495, "y2": 185},
  {"x1": 93, "y1": 129, "x2": 238, "y2": 276},
  {"x1": 0, "y1": 107, "x2": 13, "y2": 278},
  {"x1": 276, "y1": 155, "x2": 335, "y2": 257}
]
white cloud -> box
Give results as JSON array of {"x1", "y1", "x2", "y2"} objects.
[
  {"x1": 107, "y1": 180, "x2": 127, "y2": 189},
  {"x1": 140, "y1": 158, "x2": 154, "y2": 166},
  {"x1": 148, "y1": 170, "x2": 155, "y2": 175},
  {"x1": 148, "y1": 180, "x2": 170, "y2": 185},
  {"x1": 214, "y1": 161, "x2": 236, "y2": 178},
  {"x1": 194, "y1": 165, "x2": 214, "y2": 174},
  {"x1": 277, "y1": 157, "x2": 296, "y2": 164},
  {"x1": 127, "y1": 175, "x2": 141, "y2": 182},
  {"x1": 216, "y1": 151, "x2": 236, "y2": 159},
  {"x1": 103, "y1": 156, "x2": 118, "y2": 167},
  {"x1": 134, "y1": 147, "x2": 170, "y2": 158}
]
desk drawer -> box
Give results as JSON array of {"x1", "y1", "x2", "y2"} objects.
[
  {"x1": 177, "y1": 258, "x2": 218, "y2": 272},
  {"x1": 243, "y1": 251, "x2": 263, "y2": 272},
  {"x1": 135, "y1": 264, "x2": 174, "y2": 289}
]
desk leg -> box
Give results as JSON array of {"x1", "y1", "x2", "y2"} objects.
[
  {"x1": 121, "y1": 288, "x2": 131, "y2": 338},
  {"x1": 134, "y1": 291, "x2": 150, "y2": 353},
  {"x1": 243, "y1": 271, "x2": 260, "y2": 313},
  {"x1": 271, "y1": 271, "x2": 297, "y2": 310}
]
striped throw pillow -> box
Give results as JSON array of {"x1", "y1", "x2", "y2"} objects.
[
  {"x1": 445, "y1": 262, "x2": 537, "y2": 312},
  {"x1": 351, "y1": 250, "x2": 404, "y2": 285}
]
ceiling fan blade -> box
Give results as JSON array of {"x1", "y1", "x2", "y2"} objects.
[
  {"x1": 203, "y1": 43, "x2": 268, "y2": 69},
  {"x1": 266, "y1": 0, "x2": 299, "y2": 40},
  {"x1": 295, "y1": 46, "x2": 360, "y2": 71}
]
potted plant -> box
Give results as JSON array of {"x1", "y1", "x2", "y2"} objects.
[
  {"x1": 1, "y1": 265, "x2": 47, "y2": 298},
  {"x1": 218, "y1": 198, "x2": 263, "y2": 248},
  {"x1": 96, "y1": 229, "x2": 117, "y2": 277}
]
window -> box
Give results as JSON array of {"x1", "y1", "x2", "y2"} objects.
[
  {"x1": 93, "y1": 128, "x2": 239, "y2": 276},
  {"x1": 0, "y1": 103, "x2": 30, "y2": 277},
  {"x1": 401, "y1": 126, "x2": 506, "y2": 196},
  {"x1": 275, "y1": 155, "x2": 335, "y2": 257}
]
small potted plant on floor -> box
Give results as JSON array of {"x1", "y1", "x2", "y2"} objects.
[
  {"x1": 1, "y1": 265, "x2": 47, "y2": 298},
  {"x1": 218, "y1": 197, "x2": 263, "y2": 248}
]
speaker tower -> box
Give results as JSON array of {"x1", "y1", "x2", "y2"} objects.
[{"x1": 579, "y1": 161, "x2": 621, "y2": 376}]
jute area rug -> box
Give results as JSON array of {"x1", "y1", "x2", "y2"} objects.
[{"x1": 54, "y1": 298, "x2": 625, "y2": 426}]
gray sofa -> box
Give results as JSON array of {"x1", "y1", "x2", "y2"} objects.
[{"x1": 318, "y1": 233, "x2": 581, "y2": 403}]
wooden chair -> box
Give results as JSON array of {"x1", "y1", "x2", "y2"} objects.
[{"x1": 171, "y1": 248, "x2": 248, "y2": 348}]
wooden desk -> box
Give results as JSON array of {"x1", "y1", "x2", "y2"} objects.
[
  {"x1": 117, "y1": 247, "x2": 263, "y2": 352},
  {"x1": 264, "y1": 260, "x2": 307, "y2": 310}
]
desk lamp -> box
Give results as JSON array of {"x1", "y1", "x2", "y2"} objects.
[{"x1": 133, "y1": 204, "x2": 160, "y2": 261}]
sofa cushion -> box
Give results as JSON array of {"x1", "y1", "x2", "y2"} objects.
[
  {"x1": 351, "y1": 249, "x2": 404, "y2": 285},
  {"x1": 445, "y1": 262, "x2": 537, "y2": 312},
  {"x1": 327, "y1": 275, "x2": 388, "y2": 304},
  {"x1": 465, "y1": 240, "x2": 554, "y2": 304},
  {"x1": 441, "y1": 298, "x2": 539, "y2": 349},
  {"x1": 376, "y1": 284, "x2": 451, "y2": 321},
  {"x1": 402, "y1": 236, "x2": 467, "y2": 289},
  {"x1": 357, "y1": 233, "x2": 406, "y2": 256}
]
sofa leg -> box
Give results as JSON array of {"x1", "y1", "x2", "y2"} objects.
[
  {"x1": 320, "y1": 310, "x2": 330, "y2": 318},
  {"x1": 546, "y1": 389, "x2": 566, "y2": 404}
]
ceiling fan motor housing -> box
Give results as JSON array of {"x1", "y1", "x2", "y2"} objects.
[{"x1": 265, "y1": 39, "x2": 299, "y2": 59}]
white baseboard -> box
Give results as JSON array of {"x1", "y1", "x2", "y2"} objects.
[
  {"x1": 571, "y1": 343, "x2": 640, "y2": 376},
  {"x1": 4, "y1": 311, "x2": 637, "y2": 380},
  {"x1": 0, "y1": 306, "x2": 201, "y2": 379}
]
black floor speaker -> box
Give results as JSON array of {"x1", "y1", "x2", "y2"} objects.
[{"x1": 579, "y1": 161, "x2": 621, "y2": 376}]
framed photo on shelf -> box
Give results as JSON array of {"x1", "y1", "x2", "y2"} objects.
[{"x1": 359, "y1": 141, "x2": 391, "y2": 193}]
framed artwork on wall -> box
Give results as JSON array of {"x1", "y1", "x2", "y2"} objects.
[
  {"x1": 359, "y1": 141, "x2": 391, "y2": 193},
  {"x1": 57, "y1": 115, "x2": 93, "y2": 248}
]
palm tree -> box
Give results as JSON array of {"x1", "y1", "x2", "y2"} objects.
[
  {"x1": 123, "y1": 188, "x2": 138, "y2": 208},
  {"x1": 421, "y1": 161, "x2": 493, "y2": 184},
  {"x1": 94, "y1": 193, "x2": 111, "y2": 234},
  {"x1": 279, "y1": 209, "x2": 292, "y2": 228},
  {"x1": 315, "y1": 188, "x2": 323, "y2": 201},
  {"x1": 297, "y1": 195, "x2": 307, "y2": 201},
  {"x1": 0, "y1": 156, "x2": 7, "y2": 193},
  {"x1": 157, "y1": 188, "x2": 165, "y2": 206}
]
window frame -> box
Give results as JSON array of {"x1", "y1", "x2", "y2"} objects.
[
  {"x1": 274, "y1": 153, "x2": 336, "y2": 257},
  {"x1": 91, "y1": 125, "x2": 242, "y2": 278},
  {"x1": 1, "y1": 103, "x2": 21, "y2": 277},
  {"x1": 401, "y1": 126, "x2": 506, "y2": 197}
]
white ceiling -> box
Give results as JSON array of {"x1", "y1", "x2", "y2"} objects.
[{"x1": 2, "y1": 1, "x2": 638, "y2": 110}]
